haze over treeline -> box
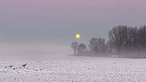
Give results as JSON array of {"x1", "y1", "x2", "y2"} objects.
[{"x1": 71, "y1": 25, "x2": 146, "y2": 58}]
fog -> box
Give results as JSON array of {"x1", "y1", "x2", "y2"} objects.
[{"x1": 0, "y1": 42, "x2": 72, "y2": 62}]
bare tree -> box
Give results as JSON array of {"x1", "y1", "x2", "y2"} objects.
[
  {"x1": 108, "y1": 25, "x2": 146, "y2": 57},
  {"x1": 137, "y1": 26, "x2": 146, "y2": 51},
  {"x1": 88, "y1": 38, "x2": 98, "y2": 53},
  {"x1": 71, "y1": 42, "x2": 78, "y2": 55},
  {"x1": 109, "y1": 25, "x2": 128, "y2": 53},
  {"x1": 97, "y1": 38, "x2": 106, "y2": 53},
  {"x1": 78, "y1": 43, "x2": 87, "y2": 55},
  {"x1": 106, "y1": 40, "x2": 113, "y2": 53},
  {"x1": 125, "y1": 27, "x2": 138, "y2": 51},
  {"x1": 89, "y1": 37, "x2": 106, "y2": 54},
  {"x1": 71, "y1": 25, "x2": 146, "y2": 58}
]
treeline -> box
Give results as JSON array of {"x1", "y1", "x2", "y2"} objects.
[{"x1": 71, "y1": 25, "x2": 146, "y2": 58}]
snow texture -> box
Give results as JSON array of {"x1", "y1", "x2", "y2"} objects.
[{"x1": 0, "y1": 57, "x2": 146, "y2": 82}]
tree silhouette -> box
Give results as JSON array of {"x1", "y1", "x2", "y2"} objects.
[
  {"x1": 71, "y1": 42, "x2": 78, "y2": 55},
  {"x1": 89, "y1": 37, "x2": 106, "y2": 54},
  {"x1": 137, "y1": 26, "x2": 146, "y2": 51},
  {"x1": 88, "y1": 38, "x2": 98, "y2": 53},
  {"x1": 109, "y1": 25, "x2": 128, "y2": 53},
  {"x1": 71, "y1": 25, "x2": 146, "y2": 58},
  {"x1": 78, "y1": 43, "x2": 87, "y2": 55},
  {"x1": 96, "y1": 38, "x2": 106, "y2": 53}
]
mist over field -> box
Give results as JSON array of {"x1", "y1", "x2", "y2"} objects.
[
  {"x1": 0, "y1": 42, "x2": 72, "y2": 62},
  {"x1": 1, "y1": 0, "x2": 146, "y2": 82}
]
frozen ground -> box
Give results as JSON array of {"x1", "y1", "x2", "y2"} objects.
[
  {"x1": 0, "y1": 43, "x2": 146, "y2": 82},
  {"x1": 1, "y1": 57, "x2": 146, "y2": 82}
]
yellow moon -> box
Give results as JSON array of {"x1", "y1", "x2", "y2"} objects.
[{"x1": 75, "y1": 33, "x2": 80, "y2": 39}]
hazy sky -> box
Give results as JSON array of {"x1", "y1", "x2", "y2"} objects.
[{"x1": 1, "y1": 0, "x2": 146, "y2": 44}]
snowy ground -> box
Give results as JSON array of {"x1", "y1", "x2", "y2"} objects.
[
  {"x1": 0, "y1": 43, "x2": 146, "y2": 82},
  {"x1": 1, "y1": 57, "x2": 146, "y2": 82}
]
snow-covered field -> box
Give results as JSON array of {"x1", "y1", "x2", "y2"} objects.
[
  {"x1": 0, "y1": 43, "x2": 146, "y2": 82},
  {"x1": 1, "y1": 57, "x2": 146, "y2": 82}
]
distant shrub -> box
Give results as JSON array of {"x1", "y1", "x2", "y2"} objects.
[{"x1": 77, "y1": 43, "x2": 87, "y2": 55}]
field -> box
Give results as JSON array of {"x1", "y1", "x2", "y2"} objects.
[
  {"x1": 1, "y1": 56, "x2": 146, "y2": 82},
  {"x1": 0, "y1": 43, "x2": 146, "y2": 82}
]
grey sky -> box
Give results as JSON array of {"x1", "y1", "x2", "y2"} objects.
[{"x1": 1, "y1": 0, "x2": 146, "y2": 44}]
